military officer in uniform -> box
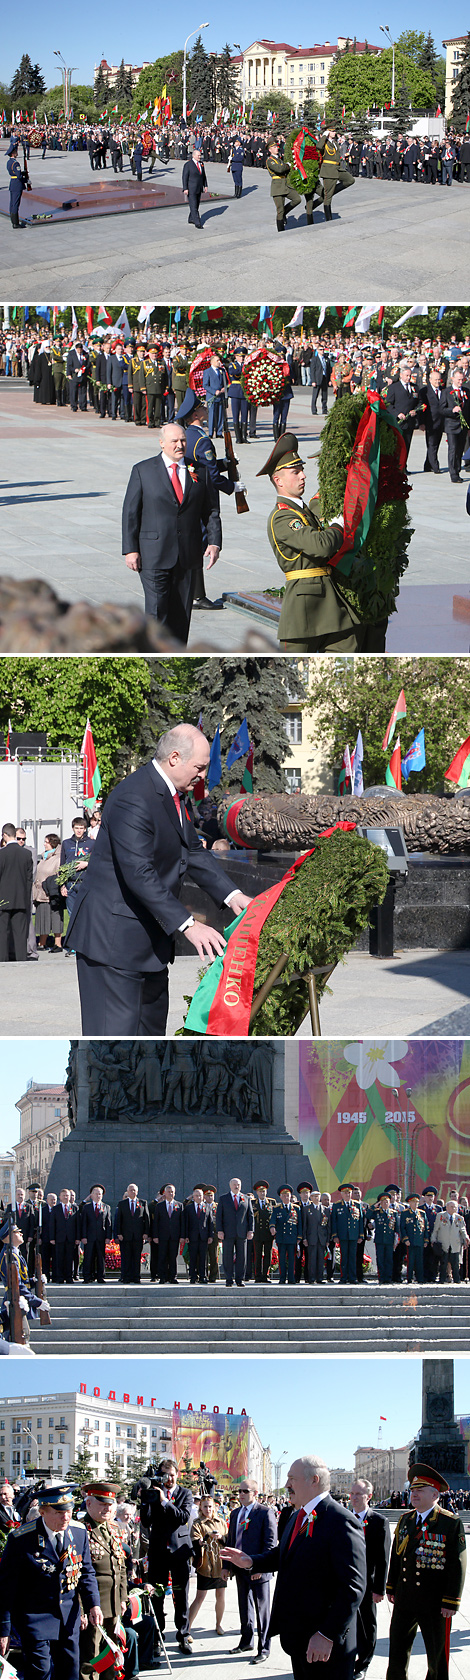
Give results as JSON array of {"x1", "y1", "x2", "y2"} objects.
[
  {"x1": 400, "y1": 1193, "x2": 426, "y2": 1284},
  {"x1": 258, "y1": 432, "x2": 362, "y2": 653},
  {"x1": 52, "y1": 337, "x2": 68, "y2": 406},
  {"x1": 204, "y1": 1186, "x2": 219, "y2": 1281},
  {"x1": 251, "y1": 1179, "x2": 275, "y2": 1282},
  {"x1": 6, "y1": 139, "x2": 27, "y2": 228},
  {"x1": 318, "y1": 130, "x2": 355, "y2": 221},
  {"x1": 131, "y1": 343, "x2": 148, "y2": 426},
  {"x1": 81, "y1": 1481, "x2": 138, "y2": 1679},
  {"x1": 145, "y1": 346, "x2": 168, "y2": 430},
  {"x1": 0, "y1": 1482, "x2": 102, "y2": 1679},
  {"x1": 266, "y1": 140, "x2": 302, "y2": 231},
  {"x1": 172, "y1": 344, "x2": 191, "y2": 412},
  {"x1": 226, "y1": 348, "x2": 249, "y2": 443},
  {"x1": 295, "y1": 1181, "x2": 314, "y2": 1282},
  {"x1": 270, "y1": 1185, "x2": 302, "y2": 1286},
  {"x1": 383, "y1": 1184, "x2": 406, "y2": 1283},
  {"x1": 331, "y1": 1183, "x2": 364, "y2": 1284},
  {"x1": 422, "y1": 1185, "x2": 439, "y2": 1283},
  {"x1": 373, "y1": 1192, "x2": 400, "y2": 1285},
  {"x1": 303, "y1": 1187, "x2": 331, "y2": 1285},
  {"x1": 386, "y1": 1462, "x2": 466, "y2": 1680}
]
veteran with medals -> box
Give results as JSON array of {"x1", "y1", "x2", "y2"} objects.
[
  {"x1": 0, "y1": 1483, "x2": 102, "y2": 1680},
  {"x1": 386, "y1": 1462, "x2": 466, "y2": 1680},
  {"x1": 81, "y1": 1480, "x2": 138, "y2": 1679},
  {"x1": 259, "y1": 433, "x2": 362, "y2": 652}
]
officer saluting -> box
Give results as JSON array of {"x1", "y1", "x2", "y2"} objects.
[
  {"x1": 258, "y1": 432, "x2": 361, "y2": 652},
  {"x1": 386, "y1": 1462, "x2": 466, "y2": 1680},
  {"x1": 0, "y1": 1483, "x2": 102, "y2": 1677}
]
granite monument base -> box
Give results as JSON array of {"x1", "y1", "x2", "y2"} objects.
[
  {"x1": 409, "y1": 1357, "x2": 470, "y2": 1491},
  {"x1": 46, "y1": 1114, "x2": 314, "y2": 1204}
]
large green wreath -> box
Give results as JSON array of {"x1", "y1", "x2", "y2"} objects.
[
  {"x1": 317, "y1": 393, "x2": 414, "y2": 625},
  {"x1": 284, "y1": 127, "x2": 322, "y2": 196}
]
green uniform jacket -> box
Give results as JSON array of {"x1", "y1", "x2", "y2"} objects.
[
  {"x1": 172, "y1": 355, "x2": 190, "y2": 397},
  {"x1": 266, "y1": 156, "x2": 291, "y2": 199},
  {"x1": 145, "y1": 358, "x2": 168, "y2": 396},
  {"x1": 387, "y1": 1505, "x2": 466, "y2": 1614},
  {"x1": 267, "y1": 495, "x2": 360, "y2": 643},
  {"x1": 83, "y1": 1516, "x2": 128, "y2": 1620},
  {"x1": 132, "y1": 356, "x2": 147, "y2": 394},
  {"x1": 317, "y1": 136, "x2": 355, "y2": 203}
]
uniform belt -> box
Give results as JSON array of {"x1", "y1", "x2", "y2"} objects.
[{"x1": 285, "y1": 566, "x2": 330, "y2": 580}]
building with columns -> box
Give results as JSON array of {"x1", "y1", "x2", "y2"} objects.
[
  {"x1": 237, "y1": 38, "x2": 379, "y2": 115},
  {"x1": 14, "y1": 1081, "x2": 69, "y2": 1192}
]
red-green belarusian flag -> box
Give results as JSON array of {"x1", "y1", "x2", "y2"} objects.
[
  {"x1": 385, "y1": 738, "x2": 402, "y2": 791},
  {"x1": 241, "y1": 745, "x2": 254, "y2": 794},
  {"x1": 466, "y1": 115, "x2": 470, "y2": 133},
  {"x1": 98, "y1": 304, "x2": 112, "y2": 325},
  {"x1": 343, "y1": 307, "x2": 358, "y2": 328},
  {"x1": 128, "y1": 1592, "x2": 143, "y2": 1623},
  {"x1": 338, "y1": 744, "x2": 353, "y2": 795},
  {"x1": 445, "y1": 733, "x2": 470, "y2": 789},
  {"x1": 89, "y1": 1631, "x2": 121, "y2": 1672},
  {"x1": 81, "y1": 718, "x2": 102, "y2": 806},
  {"x1": 382, "y1": 690, "x2": 406, "y2": 751},
  {"x1": 112, "y1": 103, "x2": 119, "y2": 114}
]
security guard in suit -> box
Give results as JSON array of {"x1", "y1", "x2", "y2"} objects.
[
  {"x1": 226, "y1": 349, "x2": 249, "y2": 442},
  {"x1": 400, "y1": 1194, "x2": 426, "y2": 1284},
  {"x1": 81, "y1": 1481, "x2": 138, "y2": 1679},
  {"x1": 251, "y1": 1179, "x2": 275, "y2": 1281},
  {"x1": 386, "y1": 1462, "x2": 466, "y2": 1680},
  {"x1": 318, "y1": 130, "x2": 355, "y2": 221},
  {"x1": 270, "y1": 1185, "x2": 302, "y2": 1285},
  {"x1": 373, "y1": 1192, "x2": 400, "y2": 1284},
  {"x1": 6, "y1": 140, "x2": 27, "y2": 228},
  {"x1": 0, "y1": 1483, "x2": 102, "y2": 1680},
  {"x1": 331, "y1": 1183, "x2": 364, "y2": 1284},
  {"x1": 258, "y1": 432, "x2": 362, "y2": 652}
]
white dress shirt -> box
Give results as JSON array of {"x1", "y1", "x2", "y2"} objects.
[{"x1": 161, "y1": 450, "x2": 186, "y2": 495}]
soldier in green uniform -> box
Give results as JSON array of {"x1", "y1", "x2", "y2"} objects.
[
  {"x1": 258, "y1": 431, "x2": 362, "y2": 652},
  {"x1": 386, "y1": 1462, "x2": 466, "y2": 1680},
  {"x1": 51, "y1": 337, "x2": 67, "y2": 407},
  {"x1": 330, "y1": 1183, "x2": 364, "y2": 1284},
  {"x1": 400, "y1": 1193, "x2": 426, "y2": 1284},
  {"x1": 80, "y1": 1480, "x2": 137, "y2": 1679},
  {"x1": 266, "y1": 140, "x2": 302, "y2": 232},
  {"x1": 318, "y1": 129, "x2": 355, "y2": 221},
  {"x1": 373, "y1": 1191, "x2": 400, "y2": 1285},
  {"x1": 145, "y1": 346, "x2": 168, "y2": 429},
  {"x1": 172, "y1": 344, "x2": 191, "y2": 412},
  {"x1": 251, "y1": 1179, "x2": 275, "y2": 1282},
  {"x1": 269, "y1": 1185, "x2": 302, "y2": 1285},
  {"x1": 131, "y1": 344, "x2": 148, "y2": 427}
]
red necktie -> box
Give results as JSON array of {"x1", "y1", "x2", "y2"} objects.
[
  {"x1": 197, "y1": 1205, "x2": 201, "y2": 1217},
  {"x1": 288, "y1": 1508, "x2": 306, "y2": 1549},
  {"x1": 234, "y1": 1196, "x2": 238, "y2": 1210},
  {"x1": 172, "y1": 790, "x2": 181, "y2": 818},
  {"x1": 170, "y1": 463, "x2": 183, "y2": 504}
]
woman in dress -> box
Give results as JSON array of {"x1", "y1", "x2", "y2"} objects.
[{"x1": 189, "y1": 1495, "x2": 228, "y2": 1634}]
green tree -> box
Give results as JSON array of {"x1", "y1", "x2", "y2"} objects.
[
  {"x1": 189, "y1": 35, "x2": 214, "y2": 122},
  {"x1": 115, "y1": 656, "x2": 202, "y2": 778},
  {"x1": 127, "y1": 1436, "x2": 150, "y2": 1487},
  {"x1": 216, "y1": 44, "x2": 240, "y2": 111},
  {"x1": 132, "y1": 52, "x2": 184, "y2": 120},
  {"x1": 299, "y1": 96, "x2": 321, "y2": 126},
  {"x1": 115, "y1": 59, "x2": 133, "y2": 107},
  {"x1": 67, "y1": 1441, "x2": 94, "y2": 1489},
  {"x1": 35, "y1": 83, "x2": 95, "y2": 120},
  {"x1": 194, "y1": 656, "x2": 307, "y2": 796},
  {"x1": 94, "y1": 64, "x2": 109, "y2": 112},
  {"x1": 326, "y1": 48, "x2": 436, "y2": 117},
  {"x1": 10, "y1": 54, "x2": 46, "y2": 99},
  {"x1": 418, "y1": 31, "x2": 436, "y2": 79},
  {"x1": 0, "y1": 657, "x2": 152, "y2": 796},
  {"x1": 451, "y1": 32, "x2": 470, "y2": 129},
  {"x1": 251, "y1": 90, "x2": 292, "y2": 127},
  {"x1": 104, "y1": 1449, "x2": 128, "y2": 1489},
  {"x1": 395, "y1": 31, "x2": 426, "y2": 65},
  {"x1": 391, "y1": 73, "x2": 413, "y2": 138},
  {"x1": 306, "y1": 657, "x2": 470, "y2": 791}
]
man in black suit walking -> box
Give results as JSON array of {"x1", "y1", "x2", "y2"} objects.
[
  {"x1": 122, "y1": 420, "x2": 222, "y2": 641},
  {"x1": 416, "y1": 366, "x2": 445, "y2": 473},
  {"x1": 0, "y1": 823, "x2": 33, "y2": 962},
  {"x1": 310, "y1": 349, "x2": 331, "y2": 416},
  {"x1": 182, "y1": 146, "x2": 208, "y2": 227},
  {"x1": 386, "y1": 361, "x2": 421, "y2": 456},
  {"x1": 227, "y1": 1478, "x2": 277, "y2": 1661},
  {"x1": 115, "y1": 1182, "x2": 149, "y2": 1283},
  {"x1": 349, "y1": 1479, "x2": 391, "y2": 1677},
  {"x1": 440, "y1": 368, "x2": 470, "y2": 482},
  {"x1": 217, "y1": 1177, "x2": 254, "y2": 1287},
  {"x1": 151, "y1": 1182, "x2": 183, "y2": 1283},
  {"x1": 222, "y1": 1453, "x2": 366, "y2": 1680},
  {"x1": 184, "y1": 1186, "x2": 214, "y2": 1283},
  {"x1": 65, "y1": 723, "x2": 252, "y2": 1035},
  {"x1": 80, "y1": 1183, "x2": 112, "y2": 1283}
]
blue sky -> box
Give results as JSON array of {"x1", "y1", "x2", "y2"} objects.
[
  {"x1": 1, "y1": 1358, "x2": 470, "y2": 1467},
  {"x1": 2, "y1": 3, "x2": 469, "y2": 89},
  {"x1": 0, "y1": 1041, "x2": 69, "y2": 1158}
]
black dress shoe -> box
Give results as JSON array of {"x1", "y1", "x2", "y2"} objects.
[
  {"x1": 178, "y1": 1638, "x2": 193, "y2": 1654},
  {"x1": 192, "y1": 597, "x2": 224, "y2": 609},
  {"x1": 226, "y1": 1280, "x2": 234, "y2": 1287},
  {"x1": 236, "y1": 1280, "x2": 246, "y2": 1287},
  {"x1": 251, "y1": 1655, "x2": 269, "y2": 1665},
  {"x1": 231, "y1": 1645, "x2": 254, "y2": 1654}
]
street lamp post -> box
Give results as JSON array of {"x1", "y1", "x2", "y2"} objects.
[
  {"x1": 380, "y1": 25, "x2": 395, "y2": 108},
  {"x1": 273, "y1": 1451, "x2": 288, "y2": 1494},
  {"x1": 183, "y1": 22, "x2": 209, "y2": 123},
  {"x1": 53, "y1": 51, "x2": 77, "y2": 120},
  {"x1": 234, "y1": 45, "x2": 245, "y2": 119}
]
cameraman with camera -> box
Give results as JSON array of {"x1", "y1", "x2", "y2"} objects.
[{"x1": 139, "y1": 1460, "x2": 194, "y2": 1655}]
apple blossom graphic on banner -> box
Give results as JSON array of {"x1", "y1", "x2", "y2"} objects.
[{"x1": 298, "y1": 1040, "x2": 470, "y2": 1201}]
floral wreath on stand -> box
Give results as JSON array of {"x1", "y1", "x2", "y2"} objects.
[
  {"x1": 188, "y1": 348, "x2": 214, "y2": 398},
  {"x1": 284, "y1": 127, "x2": 322, "y2": 197},
  {"x1": 242, "y1": 347, "x2": 285, "y2": 406}
]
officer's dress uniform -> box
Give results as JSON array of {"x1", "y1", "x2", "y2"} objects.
[
  {"x1": 81, "y1": 1516, "x2": 138, "y2": 1679},
  {"x1": 6, "y1": 150, "x2": 27, "y2": 227},
  {"x1": 270, "y1": 1201, "x2": 302, "y2": 1286},
  {"x1": 226, "y1": 357, "x2": 249, "y2": 441},
  {"x1": 373, "y1": 1205, "x2": 400, "y2": 1284},
  {"x1": 145, "y1": 354, "x2": 168, "y2": 429},
  {"x1": 132, "y1": 355, "x2": 148, "y2": 426},
  {"x1": 265, "y1": 154, "x2": 302, "y2": 230},
  {"x1": 400, "y1": 1205, "x2": 426, "y2": 1284},
  {"x1": 0, "y1": 1515, "x2": 100, "y2": 1680},
  {"x1": 318, "y1": 135, "x2": 355, "y2": 219},
  {"x1": 0, "y1": 1243, "x2": 42, "y2": 1339},
  {"x1": 52, "y1": 341, "x2": 68, "y2": 406},
  {"x1": 252, "y1": 1195, "x2": 275, "y2": 1281},
  {"x1": 268, "y1": 496, "x2": 360, "y2": 652},
  {"x1": 386, "y1": 1505, "x2": 466, "y2": 1680},
  {"x1": 331, "y1": 1200, "x2": 364, "y2": 1284},
  {"x1": 172, "y1": 352, "x2": 190, "y2": 412}
]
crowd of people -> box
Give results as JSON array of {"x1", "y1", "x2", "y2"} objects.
[
  {"x1": 0, "y1": 813, "x2": 101, "y2": 965},
  {"x1": 0, "y1": 1452, "x2": 466, "y2": 1680}
]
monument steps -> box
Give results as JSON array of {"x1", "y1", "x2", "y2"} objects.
[{"x1": 30, "y1": 1283, "x2": 470, "y2": 1355}]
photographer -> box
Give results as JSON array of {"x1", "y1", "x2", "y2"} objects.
[{"x1": 140, "y1": 1460, "x2": 193, "y2": 1654}]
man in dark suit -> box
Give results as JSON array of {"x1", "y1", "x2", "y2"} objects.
[
  {"x1": 114, "y1": 1182, "x2": 149, "y2": 1283},
  {"x1": 141, "y1": 1459, "x2": 193, "y2": 1652},
  {"x1": 65, "y1": 723, "x2": 251, "y2": 1035},
  {"x1": 49, "y1": 1188, "x2": 79, "y2": 1284},
  {"x1": 416, "y1": 366, "x2": 445, "y2": 473},
  {"x1": 80, "y1": 1183, "x2": 112, "y2": 1283},
  {"x1": 222, "y1": 1453, "x2": 366, "y2": 1680},
  {"x1": 386, "y1": 361, "x2": 421, "y2": 456},
  {"x1": 440, "y1": 368, "x2": 470, "y2": 482},
  {"x1": 122, "y1": 421, "x2": 222, "y2": 641},
  {"x1": 0, "y1": 823, "x2": 33, "y2": 962},
  {"x1": 217, "y1": 1177, "x2": 254, "y2": 1287},
  {"x1": 184, "y1": 1186, "x2": 214, "y2": 1283},
  {"x1": 227, "y1": 1478, "x2": 277, "y2": 1661},
  {"x1": 151, "y1": 1182, "x2": 183, "y2": 1283},
  {"x1": 0, "y1": 1482, "x2": 102, "y2": 1677},
  {"x1": 349, "y1": 1479, "x2": 391, "y2": 1676},
  {"x1": 66, "y1": 339, "x2": 88, "y2": 412},
  {"x1": 304, "y1": 1188, "x2": 331, "y2": 1284},
  {"x1": 182, "y1": 146, "x2": 208, "y2": 227},
  {"x1": 310, "y1": 349, "x2": 331, "y2": 415}
]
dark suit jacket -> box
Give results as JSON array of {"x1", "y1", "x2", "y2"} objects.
[
  {"x1": 6, "y1": 1201, "x2": 32, "y2": 1240},
  {"x1": 252, "y1": 1495, "x2": 366, "y2": 1656},
  {"x1": 182, "y1": 157, "x2": 208, "y2": 195},
  {"x1": 416, "y1": 382, "x2": 446, "y2": 429},
  {"x1": 122, "y1": 450, "x2": 221, "y2": 574},
  {"x1": 217, "y1": 1192, "x2": 254, "y2": 1240},
  {"x1": 143, "y1": 1483, "x2": 193, "y2": 1562},
  {"x1": 310, "y1": 353, "x2": 331, "y2": 386},
  {"x1": 440, "y1": 383, "x2": 470, "y2": 433},
  {"x1": 114, "y1": 1197, "x2": 149, "y2": 1241},
  {"x1": 304, "y1": 1204, "x2": 331, "y2": 1247},
  {"x1": 66, "y1": 347, "x2": 88, "y2": 379},
  {"x1": 228, "y1": 1503, "x2": 277, "y2": 1582},
  {"x1": 184, "y1": 1202, "x2": 214, "y2": 1243},
  {"x1": 361, "y1": 1509, "x2": 391, "y2": 1596},
  {"x1": 153, "y1": 1199, "x2": 184, "y2": 1243},
  {"x1": 0, "y1": 843, "x2": 33, "y2": 911},
  {"x1": 80, "y1": 1201, "x2": 112, "y2": 1247},
  {"x1": 64, "y1": 759, "x2": 237, "y2": 974},
  {"x1": 386, "y1": 382, "x2": 419, "y2": 429},
  {"x1": 50, "y1": 1202, "x2": 79, "y2": 1246}
]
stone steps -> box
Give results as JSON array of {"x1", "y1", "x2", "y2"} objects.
[{"x1": 29, "y1": 1282, "x2": 470, "y2": 1355}]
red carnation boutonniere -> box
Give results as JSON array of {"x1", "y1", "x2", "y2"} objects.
[{"x1": 188, "y1": 465, "x2": 198, "y2": 482}]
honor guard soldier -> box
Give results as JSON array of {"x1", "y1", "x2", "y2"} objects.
[
  {"x1": 0, "y1": 1220, "x2": 45, "y2": 1341},
  {"x1": 0, "y1": 1483, "x2": 102, "y2": 1680},
  {"x1": 373, "y1": 1192, "x2": 400, "y2": 1285},
  {"x1": 266, "y1": 140, "x2": 302, "y2": 231},
  {"x1": 145, "y1": 345, "x2": 168, "y2": 429},
  {"x1": 318, "y1": 129, "x2": 355, "y2": 221},
  {"x1": 386, "y1": 1462, "x2": 466, "y2": 1680},
  {"x1": 226, "y1": 348, "x2": 249, "y2": 443},
  {"x1": 132, "y1": 343, "x2": 148, "y2": 426},
  {"x1": 331, "y1": 1183, "x2": 364, "y2": 1284},
  {"x1": 251, "y1": 1180, "x2": 275, "y2": 1282},
  {"x1": 6, "y1": 139, "x2": 27, "y2": 228},
  {"x1": 269, "y1": 1185, "x2": 302, "y2": 1286},
  {"x1": 178, "y1": 387, "x2": 237, "y2": 498},
  {"x1": 258, "y1": 432, "x2": 361, "y2": 653},
  {"x1": 400, "y1": 1193, "x2": 426, "y2": 1284},
  {"x1": 81, "y1": 1481, "x2": 138, "y2": 1678}
]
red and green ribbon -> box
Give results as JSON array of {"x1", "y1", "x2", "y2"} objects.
[
  {"x1": 184, "y1": 822, "x2": 356, "y2": 1037},
  {"x1": 292, "y1": 128, "x2": 321, "y2": 180},
  {"x1": 329, "y1": 394, "x2": 407, "y2": 575}
]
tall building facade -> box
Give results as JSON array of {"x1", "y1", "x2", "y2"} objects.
[
  {"x1": 237, "y1": 39, "x2": 379, "y2": 114},
  {"x1": 14, "y1": 1081, "x2": 69, "y2": 1191}
]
